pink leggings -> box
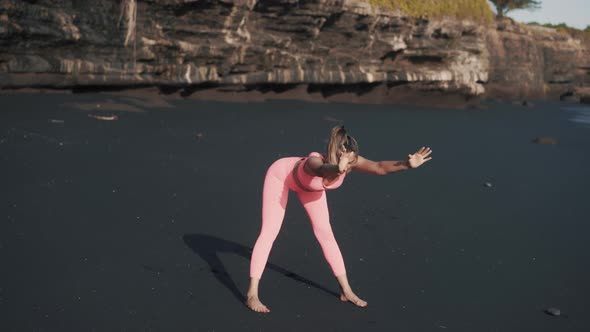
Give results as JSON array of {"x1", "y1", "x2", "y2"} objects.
[{"x1": 250, "y1": 157, "x2": 346, "y2": 279}]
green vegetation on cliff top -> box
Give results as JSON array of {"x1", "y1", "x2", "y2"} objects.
[
  {"x1": 527, "y1": 22, "x2": 590, "y2": 44},
  {"x1": 367, "y1": 0, "x2": 494, "y2": 23}
]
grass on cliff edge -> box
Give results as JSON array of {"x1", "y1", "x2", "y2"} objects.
[
  {"x1": 367, "y1": 0, "x2": 494, "y2": 23},
  {"x1": 528, "y1": 22, "x2": 590, "y2": 45}
]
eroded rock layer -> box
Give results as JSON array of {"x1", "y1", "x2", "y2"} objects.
[{"x1": 0, "y1": 0, "x2": 588, "y2": 102}]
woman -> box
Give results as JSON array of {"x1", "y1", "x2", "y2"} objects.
[{"x1": 246, "y1": 126, "x2": 433, "y2": 313}]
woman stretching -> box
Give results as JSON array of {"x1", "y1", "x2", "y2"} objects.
[{"x1": 246, "y1": 126, "x2": 433, "y2": 313}]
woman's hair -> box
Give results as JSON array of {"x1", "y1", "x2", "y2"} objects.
[{"x1": 326, "y1": 125, "x2": 359, "y2": 165}]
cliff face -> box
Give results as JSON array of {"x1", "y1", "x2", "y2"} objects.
[
  {"x1": 487, "y1": 19, "x2": 590, "y2": 100},
  {"x1": 0, "y1": 0, "x2": 588, "y2": 103}
]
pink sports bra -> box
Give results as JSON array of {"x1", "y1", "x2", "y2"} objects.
[{"x1": 292, "y1": 152, "x2": 346, "y2": 192}]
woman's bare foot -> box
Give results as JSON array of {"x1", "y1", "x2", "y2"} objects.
[
  {"x1": 340, "y1": 291, "x2": 368, "y2": 307},
  {"x1": 246, "y1": 295, "x2": 270, "y2": 313}
]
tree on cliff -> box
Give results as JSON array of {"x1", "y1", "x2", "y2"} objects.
[{"x1": 490, "y1": 0, "x2": 541, "y2": 18}]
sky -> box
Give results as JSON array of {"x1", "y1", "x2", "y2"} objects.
[{"x1": 487, "y1": 0, "x2": 589, "y2": 29}]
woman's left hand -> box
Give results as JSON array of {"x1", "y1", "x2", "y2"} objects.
[{"x1": 408, "y1": 147, "x2": 433, "y2": 168}]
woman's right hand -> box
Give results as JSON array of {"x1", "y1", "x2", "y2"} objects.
[{"x1": 338, "y1": 151, "x2": 355, "y2": 173}]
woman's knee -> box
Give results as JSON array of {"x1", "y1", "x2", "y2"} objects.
[
  {"x1": 258, "y1": 228, "x2": 280, "y2": 243},
  {"x1": 312, "y1": 224, "x2": 335, "y2": 241}
]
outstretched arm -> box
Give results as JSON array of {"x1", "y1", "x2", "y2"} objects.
[
  {"x1": 353, "y1": 147, "x2": 432, "y2": 175},
  {"x1": 353, "y1": 156, "x2": 409, "y2": 175}
]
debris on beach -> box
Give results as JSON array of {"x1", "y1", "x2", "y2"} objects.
[
  {"x1": 195, "y1": 132, "x2": 204, "y2": 141},
  {"x1": 49, "y1": 119, "x2": 65, "y2": 124},
  {"x1": 513, "y1": 100, "x2": 534, "y2": 107},
  {"x1": 484, "y1": 182, "x2": 493, "y2": 188},
  {"x1": 62, "y1": 101, "x2": 144, "y2": 112},
  {"x1": 544, "y1": 307, "x2": 565, "y2": 317},
  {"x1": 532, "y1": 137, "x2": 558, "y2": 145},
  {"x1": 88, "y1": 114, "x2": 118, "y2": 121}
]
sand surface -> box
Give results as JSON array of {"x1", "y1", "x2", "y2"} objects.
[{"x1": 1, "y1": 92, "x2": 589, "y2": 331}]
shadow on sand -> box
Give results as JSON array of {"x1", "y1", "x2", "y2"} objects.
[{"x1": 183, "y1": 234, "x2": 339, "y2": 305}]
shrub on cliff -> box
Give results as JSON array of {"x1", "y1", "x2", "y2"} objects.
[
  {"x1": 368, "y1": 0, "x2": 494, "y2": 23},
  {"x1": 489, "y1": 0, "x2": 541, "y2": 18}
]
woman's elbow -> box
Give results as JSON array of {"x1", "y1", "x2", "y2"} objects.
[{"x1": 376, "y1": 166, "x2": 388, "y2": 176}]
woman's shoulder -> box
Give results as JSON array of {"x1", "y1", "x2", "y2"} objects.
[
  {"x1": 303, "y1": 152, "x2": 325, "y2": 176},
  {"x1": 308, "y1": 151, "x2": 325, "y2": 159}
]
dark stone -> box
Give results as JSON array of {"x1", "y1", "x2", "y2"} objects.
[
  {"x1": 544, "y1": 307, "x2": 561, "y2": 316},
  {"x1": 532, "y1": 137, "x2": 558, "y2": 145}
]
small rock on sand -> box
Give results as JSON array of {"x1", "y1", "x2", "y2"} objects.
[
  {"x1": 88, "y1": 114, "x2": 118, "y2": 121},
  {"x1": 544, "y1": 307, "x2": 561, "y2": 316},
  {"x1": 532, "y1": 137, "x2": 558, "y2": 145}
]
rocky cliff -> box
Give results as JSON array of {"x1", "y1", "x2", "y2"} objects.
[{"x1": 1, "y1": 0, "x2": 588, "y2": 104}]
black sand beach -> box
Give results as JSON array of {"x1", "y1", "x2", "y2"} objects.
[{"x1": 1, "y1": 92, "x2": 589, "y2": 331}]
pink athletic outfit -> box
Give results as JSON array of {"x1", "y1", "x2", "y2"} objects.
[{"x1": 250, "y1": 152, "x2": 347, "y2": 279}]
